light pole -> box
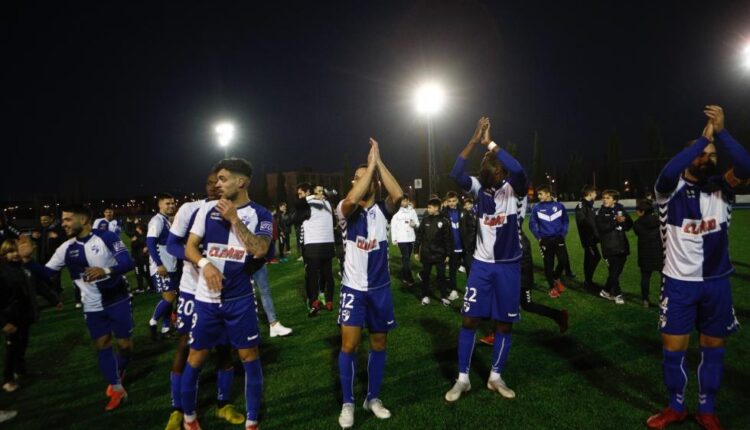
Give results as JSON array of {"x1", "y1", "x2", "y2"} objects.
[
  {"x1": 214, "y1": 121, "x2": 236, "y2": 158},
  {"x1": 414, "y1": 82, "x2": 446, "y2": 197}
]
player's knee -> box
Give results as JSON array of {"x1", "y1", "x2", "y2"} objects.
[
  {"x1": 461, "y1": 317, "x2": 480, "y2": 330},
  {"x1": 495, "y1": 322, "x2": 513, "y2": 334},
  {"x1": 238, "y1": 347, "x2": 260, "y2": 362},
  {"x1": 369, "y1": 334, "x2": 387, "y2": 352}
]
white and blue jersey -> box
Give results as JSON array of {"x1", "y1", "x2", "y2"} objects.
[
  {"x1": 190, "y1": 200, "x2": 273, "y2": 303},
  {"x1": 336, "y1": 200, "x2": 392, "y2": 292},
  {"x1": 167, "y1": 200, "x2": 206, "y2": 295},
  {"x1": 147, "y1": 213, "x2": 177, "y2": 275},
  {"x1": 43, "y1": 230, "x2": 134, "y2": 312},
  {"x1": 92, "y1": 218, "x2": 121, "y2": 235}
]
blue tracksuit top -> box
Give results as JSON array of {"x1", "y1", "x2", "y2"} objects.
[{"x1": 529, "y1": 201, "x2": 568, "y2": 239}]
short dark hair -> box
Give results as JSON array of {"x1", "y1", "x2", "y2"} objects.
[
  {"x1": 401, "y1": 194, "x2": 410, "y2": 202},
  {"x1": 297, "y1": 182, "x2": 312, "y2": 193},
  {"x1": 601, "y1": 189, "x2": 620, "y2": 200},
  {"x1": 61, "y1": 204, "x2": 92, "y2": 222},
  {"x1": 213, "y1": 158, "x2": 253, "y2": 180},
  {"x1": 157, "y1": 193, "x2": 174, "y2": 202},
  {"x1": 581, "y1": 185, "x2": 597, "y2": 196},
  {"x1": 636, "y1": 199, "x2": 654, "y2": 214},
  {"x1": 463, "y1": 196, "x2": 474, "y2": 204},
  {"x1": 427, "y1": 198, "x2": 442, "y2": 208},
  {"x1": 445, "y1": 191, "x2": 458, "y2": 199},
  {"x1": 536, "y1": 185, "x2": 551, "y2": 194}
]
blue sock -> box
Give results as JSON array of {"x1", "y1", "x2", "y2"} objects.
[
  {"x1": 217, "y1": 367, "x2": 234, "y2": 404},
  {"x1": 458, "y1": 328, "x2": 476, "y2": 375},
  {"x1": 242, "y1": 360, "x2": 263, "y2": 422},
  {"x1": 181, "y1": 363, "x2": 202, "y2": 416},
  {"x1": 662, "y1": 349, "x2": 688, "y2": 412},
  {"x1": 490, "y1": 332, "x2": 512, "y2": 374},
  {"x1": 170, "y1": 372, "x2": 182, "y2": 411},
  {"x1": 338, "y1": 351, "x2": 355, "y2": 404},
  {"x1": 152, "y1": 299, "x2": 172, "y2": 323},
  {"x1": 366, "y1": 350, "x2": 386, "y2": 401},
  {"x1": 116, "y1": 354, "x2": 130, "y2": 379},
  {"x1": 698, "y1": 347, "x2": 725, "y2": 414},
  {"x1": 97, "y1": 347, "x2": 120, "y2": 385}
]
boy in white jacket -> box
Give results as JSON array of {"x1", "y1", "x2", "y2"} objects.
[{"x1": 390, "y1": 196, "x2": 419, "y2": 285}]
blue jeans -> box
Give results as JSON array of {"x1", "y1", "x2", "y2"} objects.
[{"x1": 252, "y1": 265, "x2": 277, "y2": 324}]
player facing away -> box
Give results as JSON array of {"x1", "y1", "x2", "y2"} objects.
[
  {"x1": 647, "y1": 106, "x2": 749, "y2": 430},
  {"x1": 28, "y1": 205, "x2": 135, "y2": 411},
  {"x1": 148, "y1": 194, "x2": 178, "y2": 340},
  {"x1": 336, "y1": 139, "x2": 403, "y2": 429},
  {"x1": 162, "y1": 173, "x2": 244, "y2": 430},
  {"x1": 181, "y1": 158, "x2": 272, "y2": 430},
  {"x1": 445, "y1": 117, "x2": 528, "y2": 402}
]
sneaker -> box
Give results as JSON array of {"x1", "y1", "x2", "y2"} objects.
[
  {"x1": 416, "y1": 272, "x2": 422, "y2": 281},
  {"x1": 441, "y1": 298, "x2": 451, "y2": 307},
  {"x1": 548, "y1": 288, "x2": 560, "y2": 298},
  {"x1": 444, "y1": 379, "x2": 471, "y2": 402},
  {"x1": 458, "y1": 266, "x2": 466, "y2": 273},
  {"x1": 599, "y1": 290, "x2": 613, "y2": 300},
  {"x1": 447, "y1": 290, "x2": 460, "y2": 301},
  {"x1": 318, "y1": 293, "x2": 326, "y2": 303},
  {"x1": 0, "y1": 410, "x2": 17, "y2": 423},
  {"x1": 614, "y1": 295, "x2": 625, "y2": 305},
  {"x1": 421, "y1": 296, "x2": 430, "y2": 306},
  {"x1": 165, "y1": 410, "x2": 183, "y2": 430},
  {"x1": 643, "y1": 300, "x2": 650, "y2": 308},
  {"x1": 487, "y1": 376, "x2": 516, "y2": 399},
  {"x1": 216, "y1": 404, "x2": 244, "y2": 425},
  {"x1": 105, "y1": 387, "x2": 127, "y2": 411},
  {"x1": 646, "y1": 408, "x2": 688, "y2": 429},
  {"x1": 269, "y1": 322, "x2": 293, "y2": 338},
  {"x1": 554, "y1": 279, "x2": 566, "y2": 293},
  {"x1": 269, "y1": 258, "x2": 279, "y2": 264},
  {"x1": 695, "y1": 413, "x2": 723, "y2": 430},
  {"x1": 308, "y1": 300, "x2": 321, "y2": 318},
  {"x1": 161, "y1": 325, "x2": 172, "y2": 335},
  {"x1": 363, "y1": 398, "x2": 391, "y2": 419},
  {"x1": 106, "y1": 384, "x2": 113, "y2": 397},
  {"x1": 182, "y1": 418, "x2": 202, "y2": 430},
  {"x1": 479, "y1": 333, "x2": 494, "y2": 346},
  {"x1": 245, "y1": 423, "x2": 259, "y2": 430},
  {"x1": 2, "y1": 382, "x2": 18, "y2": 393},
  {"x1": 557, "y1": 310, "x2": 569, "y2": 333},
  {"x1": 75, "y1": 303, "x2": 82, "y2": 309},
  {"x1": 326, "y1": 301, "x2": 334, "y2": 311},
  {"x1": 296, "y1": 256, "x2": 303, "y2": 262},
  {"x1": 338, "y1": 403, "x2": 354, "y2": 429}
]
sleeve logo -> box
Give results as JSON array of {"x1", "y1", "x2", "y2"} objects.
[{"x1": 259, "y1": 221, "x2": 273, "y2": 234}]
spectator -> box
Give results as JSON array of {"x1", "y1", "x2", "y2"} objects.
[
  {"x1": 575, "y1": 185, "x2": 601, "y2": 291},
  {"x1": 457, "y1": 196, "x2": 477, "y2": 277},
  {"x1": 131, "y1": 223, "x2": 151, "y2": 293},
  {"x1": 390, "y1": 195, "x2": 419, "y2": 286},
  {"x1": 32, "y1": 212, "x2": 65, "y2": 294},
  {"x1": 276, "y1": 202, "x2": 292, "y2": 262},
  {"x1": 633, "y1": 199, "x2": 663, "y2": 307},
  {"x1": 529, "y1": 185, "x2": 569, "y2": 298},
  {"x1": 414, "y1": 198, "x2": 453, "y2": 306},
  {"x1": 441, "y1": 191, "x2": 463, "y2": 301},
  {"x1": 595, "y1": 189, "x2": 633, "y2": 305}
]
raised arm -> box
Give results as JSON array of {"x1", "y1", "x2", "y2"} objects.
[
  {"x1": 655, "y1": 121, "x2": 713, "y2": 195},
  {"x1": 705, "y1": 105, "x2": 750, "y2": 183},
  {"x1": 450, "y1": 118, "x2": 487, "y2": 191},
  {"x1": 340, "y1": 142, "x2": 378, "y2": 219},
  {"x1": 373, "y1": 138, "x2": 404, "y2": 215}
]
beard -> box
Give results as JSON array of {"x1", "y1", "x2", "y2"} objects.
[
  {"x1": 479, "y1": 168, "x2": 497, "y2": 189},
  {"x1": 687, "y1": 162, "x2": 719, "y2": 182}
]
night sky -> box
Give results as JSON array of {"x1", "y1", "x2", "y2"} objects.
[{"x1": 4, "y1": 1, "x2": 750, "y2": 201}]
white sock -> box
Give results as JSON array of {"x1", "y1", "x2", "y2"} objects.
[
  {"x1": 149, "y1": 318, "x2": 158, "y2": 326},
  {"x1": 246, "y1": 419, "x2": 258, "y2": 427},
  {"x1": 489, "y1": 371, "x2": 501, "y2": 381},
  {"x1": 184, "y1": 413, "x2": 196, "y2": 423},
  {"x1": 458, "y1": 373, "x2": 470, "y2": 384},
  {"x1": 112, "y1": 384, "x2": 124, "y2": 392}
]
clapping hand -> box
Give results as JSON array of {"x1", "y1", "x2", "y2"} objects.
[{"x1": 704, "y1": 105, "x2": 724, "y2": 133}]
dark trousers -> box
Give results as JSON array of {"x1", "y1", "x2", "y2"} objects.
[
  {"x1": 134, "y1": 259, "x2": 151, "y2": 292},
  {"x1": 640, "y1": 270, "x2": 657, "y2": 301},
  {"x1": 583, "y1": 245, "x2": 602, "y2": 285},
  {"x1": 4, "y1": 324, "x2": 30, "y2": 383},
  {"x1": 305, "y1": 256, "x2": 335, "y2": 304},
  {"x1": 397, "y1": 242, "x2": 415, "y2": 283},
  {"x1": 448, "y1": 251, "x2": 468, "y2": 290},
  {"x1": 539, "y1": 237, "x2": 569, "y2": 289},
  {"x1": 604, "y1": 255, "x2": 627, "y2": 296},
  {"x1": 420, "y1": 261, "x2": 448, "y2": 298},
  {"x1": 521, "y1": 233, "x2": 562, "y2": 322},
  {"x1": 555, "y1": 244, "x2": 574, "y2": 277}
]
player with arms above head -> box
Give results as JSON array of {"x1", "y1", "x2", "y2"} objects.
[
  {"x1": 162, "y1": 172, "x2": 244, "y2": 430},
  {"x1": 181, "y1": 158, "x2": 272, "y2": 430},
  {"x1": 148, "y1": 194, "x2": 178, "y2": 339},
  {"x1": 445, "y1": 117, "x2": 528, "y2": 402},
  {"x1": 25, "y1": 205, "x2": 135, "y2": 411},
  {"x1": 647, "y1": 106, "x2": 749, "y2": 430},
  {"x1": 336, "y1": 138, "x2": 403, "y2": 429}
]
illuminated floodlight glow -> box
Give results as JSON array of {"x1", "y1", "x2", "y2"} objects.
[
  {"x1": 414, "y1": 82, "x2": 446, "y2": 116},
  {"x1": 743, "y1": 43, "x2": 750, "y2": 69},
  {"x1": 215, "y1": 122, "x2": 236, "y2": 147}
]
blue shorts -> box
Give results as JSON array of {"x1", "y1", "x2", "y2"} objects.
[
  {"x1": 189, "y1": 294, "x2": 259, "y2": 350},
  {"x1": 152, "y1": 272, "x2": 179, "y2": 293},
  {"x1": 462, "y1": 260, "x2": 521, "y2": 323},
  {"x1": 337, "y1": 286, "x2": 397, "y2": 332},
  {"x1": 659, "y1": 276, "x2": 739, "y2": 338},
  {"x1": 84, "y1": 298, "x2": 134, "y2": 340},
  {"x1": 176, "y1": 292, "x2": 196, "y2": 335}
]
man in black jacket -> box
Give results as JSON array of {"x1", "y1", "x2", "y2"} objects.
[
  {"x1": 595, "y1": 189, "x2": 633, "y2": 305},
  {"x1": 575, "y1": 185, "x2": 601, "y2": 291},
  {"x1": 414, "y1": 198, "x2": 454, "y2": 307},
  {"x1": 32, "y1": 212, "x2": 65, "y2": 294},
  {"x1": 457, "y1": 197, "x2": 477, "y2": 279},
  {"x1": 130, "y1": 223, "x2": 151, "y2": 293},
  {"x1": 633, "y1": 199, "x2": 663, "y2": 307}
]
